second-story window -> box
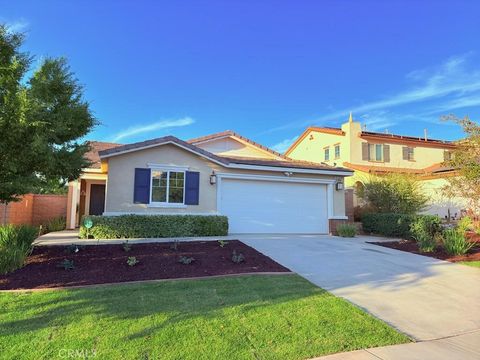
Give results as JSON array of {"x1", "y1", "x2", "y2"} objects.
[
  {"x1": 334, "y1": 144, "x2": 340, "y2": 159},
  {"x1": 403, "y1": 147, "x2": 415, "y2": 161},
  {"x1": 368, "y1": 143, "x2": 383, "y2": 161},
  {"x1": 324, "y1": 147, "x2": 330, "y2": 161}
]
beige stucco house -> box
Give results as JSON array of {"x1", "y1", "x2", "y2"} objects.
[
  {"x1": 285, "y1": 114, "x2": 466, "y2": 218},
  {"x1": 67, "y1": 131, "x2": 353, "y2": 234}
]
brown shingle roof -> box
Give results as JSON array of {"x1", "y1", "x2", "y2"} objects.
[{"x1": 85, "y1": 141, "x2": 123, "y2": 168}]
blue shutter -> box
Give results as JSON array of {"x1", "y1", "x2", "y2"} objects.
[
  {"x1": 133, "y1": 168, "x2": 151, "y2": 204},
  {"x1": 185, "y1": 171, "x2": 200, "y2": 205}
]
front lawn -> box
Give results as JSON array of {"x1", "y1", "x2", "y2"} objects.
[
  {"x1": 460, "y1": 260, "x2": 480, "y2": 268},
  {"x1": 0, "y1": 275, "x2": 409, "y2": 360}
]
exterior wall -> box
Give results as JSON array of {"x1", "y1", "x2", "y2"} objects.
[
  {"x1": 195, "y1": 137, "x2": 278, "y2": 159},
  {"x1": 0, "y1": 194, "x2": 67, "y2": 226},
  {"x1": 104, "y1": 144, "x2": 348, "y2": 218},
  {"x1": 288, "y1": 131, "x2": 348, "y2": 165},
  {"x1": 421, "y1": 177, "x2": 468, "y2": 219}
]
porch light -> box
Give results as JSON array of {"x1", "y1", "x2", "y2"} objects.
[
  {"x1": 335, "y1": 181, "x2": 344, "y2": 191},
  {"x1": 210, "y1": 171, "x2": 217, "y2": 185}
]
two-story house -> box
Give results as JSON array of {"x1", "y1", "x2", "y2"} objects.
[{"x1": 285, "y1": 114, "x2": 465, "y2": 218}]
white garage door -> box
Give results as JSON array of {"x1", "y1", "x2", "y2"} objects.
[{"x1": 219, "y1": 178, "x2": 328, "y2": 234}]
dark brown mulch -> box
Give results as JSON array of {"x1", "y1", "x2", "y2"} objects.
[
  {"x1": 0, "y1": 240, "x2": 290, "y2": 290},
  {"x1": 369, "y1": 237, "x2": 480, "y2": 263}
]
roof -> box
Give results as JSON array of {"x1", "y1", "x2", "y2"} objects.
[
  {"x1": 359, "y1": 131, "x2": 456, "y2": 149},
  {"x1": 84, "y1": 141, "x2": 122, "y2": 169},
  {"x1": 99, "y1": 135, "x2": 353, "y2": 175},
  {"x1": 343, "y1": 162, "x2": 457, "y2": 176},
  {"x1": 188, "y1": 130, "x2": 288, "y2": 160},
  {"x1": 285, "y1": 126, "x2": 345, "y2": 156}
]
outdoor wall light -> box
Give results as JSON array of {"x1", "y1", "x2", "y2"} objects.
[
  {"x1": 209, "y1": 171, "x2": 217, "y2": 185},
  {"x1": 335, "y1": 182, "x2": 344, "y2": 191}
]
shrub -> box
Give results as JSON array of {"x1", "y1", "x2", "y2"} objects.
[
  {"x1": 410, "y1": 215, "x2": 442, "y2": 252},
  {"x1": 178, "y1": 256, "x2": 195, "y2": 265},
  {"x1": 78, "y1": 215, "x2": 229, "y2": 239},
  {"x1": 443, "y1": 228, "x2": 475, "y2": 256},
  {"x1": 361, "y1": 213, "x2": 416, "y2": 238},
  {"x1": 218, "y1": 240, "x2": 228, "y2": 248},
  {"x1": 336, "y1": 223, "x2": 356, "y2": 237},
  {"x1": 231, "y1": 250, "x2": 245, "y2": 264},
  {"x1": 44, "y1": 216, "x2": 66, "y2": 233},
  {"x1": 57, "y1": 259, "x2": 75, "y2": 270},
  {"x1": 0, "y1": 225, "x2": 37, "y2": 274},
  {"x1": 122, "y1": 241, "x2": 132, "y2": 252},
  {"x1": 457, "y1": 216, "x2": 472, "y2": 233},
  {"x1": 357, "y1": 174, "x2": 429, "y2": 214},
  {"x1": 127, "y1": 256, "x2": 139, "y2": 266}
]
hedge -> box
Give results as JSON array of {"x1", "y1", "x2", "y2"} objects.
[
  {"x1": 79, "y1": 215, "x2": 229, "y2": 239},
  {"x1": 361, "y1": 213, "x2": 441, "y2": 239}
]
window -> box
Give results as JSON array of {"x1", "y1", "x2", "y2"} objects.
[
  {"x1": 324, "y1": 147, "x2": 330, "y2": 161},
  {"x1": 444, "y1": 151, "x2": 452, "y2": 162},
  {"x1": 334, "y1": 144, "x2": 340, "y2": 159},
  {"x1": 151, "y1": 170, "x2": 185, "y2": 204},
  {"x1": 368, "y1": 144, "x2": 383, "y2": 161},
  {"x1": 403, "y1": 146, "x2": 415, "y2": 161}
]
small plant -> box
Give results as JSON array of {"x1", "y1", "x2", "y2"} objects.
[
  {"x1": 127, "y1": 256, "x2": 139, "y2": 266},
  {"x1": 457, "y1": 216, "x2": 472, "y2": 234},
  {"x1": 178, "y1": 256, "x2": 195, "y2": 265},
  {"x1": 218, "y1": 240, "x2": 228, "y2": 248},
  {"x1": 122, "y1": 241, "x2": 132, "y2": 252},
  {"x1": 410, "y1": 216, "x2": 442, "y2": 252},
  {"x1": 44, "y1": 217, "x2": 66, "y2": 233},
  {"x1": 231, "y1": 250, "x2": 245, "y2": 264},
  {"x1": 65, "y1": 244, "x2": 84, "y2": 254},
  {"x1": 443, "y1": 228, "x2": 474, "y2": 256},
  {"x1": 170, "y1": 240, "x2": 180, "y2": 251},
  {"x1": 336, "y1": 223, "x2": 356, "y2": 237},
  {"x1": 0, "y1": 224, "x2": 37, "y2": 274},
  {"x1": 57, "y1": 259, "x2": 75, "y2": 270}
]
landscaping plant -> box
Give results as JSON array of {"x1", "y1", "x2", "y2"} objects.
[
  {"x1": 361, "y1": 213, "x2": 416, "y2": 238},
  {"x1": 231, "y1": 250, "x2": 245, "y2": 264},
  {"x1": 44, "y1": 217, "x2": 66, "y2": 233},
  {"x1": 122, "y1": 241, "x2": 132, "y2": 252},
  {"x1": 443, "y1": 228, "x2": 475, "y2": 256},
  {"x1": 178, "y1": 256, "x2": 195, "y2": 265},
  {"x1": 218, "y1": 240, "x2": 228, "y2": 248},
  {"x1": 0, "y1": 224, "x2": 37, "y2": 274},
  {"x1": 127, "y1": 257, "x2": 139, "y2": 267},
  {"x1": 170, "y1": 240, "x2": 180, "y2": 251},
  {"x1": 57, "y1": 259, "x2": 75, "y2": 270},
  {"x1": 336, "y1": 223, "x2": 356, "y2": 237},
  {"x1": 410, "y1": 215, "x2": 442, "y2": 252},
  {"x1": 65, "y1": 244, "x2": 85, "y2": 254}
]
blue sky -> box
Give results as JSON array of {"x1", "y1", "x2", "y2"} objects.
[{"x1": 2, "y1": 1, "x2": 480, "y2": 152}]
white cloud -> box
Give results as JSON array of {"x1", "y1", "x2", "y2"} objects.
[
  {"x1": 4, "y1": 19, "x2": 29, "y2": 33},
  {"x1": 270, "y1": 136, "x2": 298, "y2": 153},
  {"x1": 110, "y1": 117, "x2": 195, "y2": 142},
  {"x1": 268, "y1": 53, "x2": 480, "y2": 133}
]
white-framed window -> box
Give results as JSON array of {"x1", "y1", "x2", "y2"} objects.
[
  {"x1": 404, "y1": 146, "x2": 415, "y2": 161},
  {"x1": 334, "y1": 144, "x2": 340, "y2": 159},
  {"x1": 151, "y1": 170, "x2": 185, "y2": 205},
  {"x1": 368, "y1": 143, "x2": 383, "y2": 162},
  {"x1": 324, "y1": 147, "x2": 330, "y2": 161}
]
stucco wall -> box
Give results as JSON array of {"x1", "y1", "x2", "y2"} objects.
[
  {"x1": 104, "y1": 144, "x2": 348, "y2": 218},
  {"x1": 288, "y1": 131, "x2": 348, "y2": 165},
  {"x1": 195, "y1": 137, "x2": 277, "y2": 159}
]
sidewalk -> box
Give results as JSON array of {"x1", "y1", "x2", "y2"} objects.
[{"x1": 314, "y1": 330, "x2": 480, "y2": 360}]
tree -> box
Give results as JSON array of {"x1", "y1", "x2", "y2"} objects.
[
  {"x1": 357, "y1": 173, "x2": 429, "y2": 214},
  {"x1": 442, "y1": 115, "x2": 480, "y2": 214},
  {"x1": 0, "y1": 25, "x2": 96, "y2": 205}
]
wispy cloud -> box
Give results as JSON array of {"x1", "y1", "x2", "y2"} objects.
[
  {"x1": 270, "y1": 136, "x2": 298, "y2": 153},
  {"x1": 110, "y1": 117, "x2": 195, "y2": 142},
  {"x1": 4, "y1": 19, "x2": 29, "y2": 33},
  {"x1": 268, "y1": 53, "x2": 480, "y2": 133}
]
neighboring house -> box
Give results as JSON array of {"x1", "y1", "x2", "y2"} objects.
[
  {"x1": 66, "y1": 131, "x2": 353, "y2": 234},
  {"x1": 285, "y1": 114, "x2": 466, "y2": 218}
]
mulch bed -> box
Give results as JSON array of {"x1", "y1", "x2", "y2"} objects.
[
  {"x1": 369, "y1": 232, "x2": 480, "y2": 263},
  {"x1": 0, "y1": 240, "x2": 290, "y2": 290}
]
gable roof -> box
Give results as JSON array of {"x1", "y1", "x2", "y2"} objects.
[
  {"x1": 359, "y1": 131, "x2": 456, "y2": 149},
  {"x1": 84, "y1": 141, "x2": 123, "y2": 169},
  {"x1": 285, "y1": 126, "x2": 345, "y2": 156},
  {"x1": 99, "y1": 134, "x2": 353, "y2": 175},
  {"x1": 188, "y1": 130, "x2": 288, "y2": 160}
]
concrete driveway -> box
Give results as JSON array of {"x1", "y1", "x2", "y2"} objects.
[{"x1": 238, "y1": 234, "x2": 480, "y2": 342}]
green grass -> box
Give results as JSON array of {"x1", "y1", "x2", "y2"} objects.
[
  {"x1": 0, "y1": 275, "x2": 409, "y2": 360},
  {"x1": 459, "y1": 261, "x2": 480, "y2": 268}
]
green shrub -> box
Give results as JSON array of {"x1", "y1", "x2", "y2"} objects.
[
  {"x1": 79, "y1": 215, "x2": 229, "y2": 239},
  {"x1": 336, "y1": 223, "x2": 356, "y2": 237},
  {"x1": 443, "y1": 228, "x2": 474, "y2": 256},
  {"x1": 410, "y1": 215, "x2": 442, "y2": 252},
  {"x1": 0, "y1": 224, "x2": 38, "y2": 274},
  {"x1": 457, "y1": 216, "x2": 472, "y2": 233},
  {"x1": 361, "y1": 213, "x2": 417, "y2": 238},
  {"x1": 44, "y1": 216, "x2": 66, "y2": 233}
]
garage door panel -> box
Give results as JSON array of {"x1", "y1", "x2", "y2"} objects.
[{"x1": 219, "y1": 178, "x2": 328, "y2": 234}]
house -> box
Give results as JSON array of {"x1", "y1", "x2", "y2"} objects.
[
  {"x1": 285, "y1": 114, "x2": 466, "y2": 218},
  {"x1": 66, "y1": 131, "x2": 353, "y2": 234}
]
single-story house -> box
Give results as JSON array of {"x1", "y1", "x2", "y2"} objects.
[{"x1": 66, "y1": 131, "x2": 353, "y2": 234}]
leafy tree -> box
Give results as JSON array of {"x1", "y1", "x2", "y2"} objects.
[
  {"x1": 357, "y1": 174, "x2": 429, "y2": 214},
  {"x1": 442, "y1": 115, "x2": 480, "y2": 214},
  {"x1": 0, "y1": 25, "x2": 96, "y2": 205}
]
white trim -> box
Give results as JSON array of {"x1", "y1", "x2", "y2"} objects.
[
  {"x1": 99, "y1": 140, "x2": 353, "y2": 176},
  {"x1": 150, "y1": 169, "x2": 186, "y2": 206},
  {"x1": 147, "y1": 163, "x2": 189, "y2": 171},
  {"x1": 329, "y1": 215, "x2": 348, "y2": 220},
  {"x1": 147, "y1": 204, "x2": 187, "y2": 209},
  {"x1": 103, "y1": 211, "x2": 219, "y2": 216},
  {"x1": 69, "y1": 180, "x2": 78, "y2": 229},
  {"x1": 216, "y1": 172, "x2": 337, "y2": 184},
  {"x1": 85, "y1": 180, "x2": 107, "y2": 216},
  {"x1": 327, "y1": 183, "x2": 334, "y2": 219},
  {"x1": 81, "y1": 168, "x2": 103, "y2": 173}
]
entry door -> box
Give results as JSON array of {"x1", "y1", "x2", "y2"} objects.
[
  {"x1": 89, "y1": 184, "x2": 106, "y2": 215},
  {"x1": 219, "y1": 178, "x2": 328, "y2": 234}
]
